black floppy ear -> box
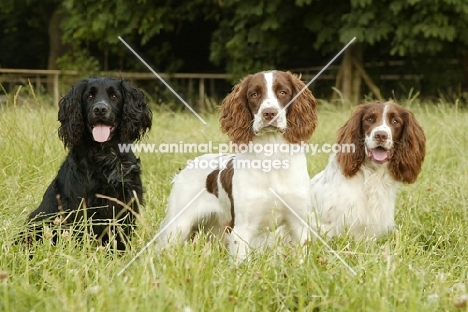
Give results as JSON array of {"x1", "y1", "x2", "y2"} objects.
[
  {"x1": 119, "y1": 80, "x2": 152, "y2": 142},
  {"x1": 58, "y1": 79, "x2": 89, "y2": 148}
]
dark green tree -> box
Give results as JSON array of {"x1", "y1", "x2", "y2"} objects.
[
  {"x1": 2, "y1": 0, "x2": 468, "y2": 100},
  {"x1": 0, "y1": 0, "x2": 58, "y2": 69},
  {"x1": 58, "y1": 0, "x2": 219, "y2": 73},
  {"x1": 299, "y1": 0, "x2": 468, "y2": 100}
]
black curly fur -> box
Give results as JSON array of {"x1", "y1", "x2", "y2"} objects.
[{"x1": 27, "y1": 77, "x2": 152, "y2": 250}]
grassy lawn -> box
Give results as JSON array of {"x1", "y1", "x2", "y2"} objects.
[{"x1": 0, "y1": 96, "x2": 467, "y2": 311}]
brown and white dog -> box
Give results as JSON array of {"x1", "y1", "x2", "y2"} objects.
[
  {"x1": 157, "y1": 70, "x2": 318, "y2": 259},
  {"x1": 310, "y1": 101, "x2": 425, "y2": 238}
]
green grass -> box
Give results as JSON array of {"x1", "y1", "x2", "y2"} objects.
[{"x1": 1, "y1": 97, "x2": 468, "y2": 311}]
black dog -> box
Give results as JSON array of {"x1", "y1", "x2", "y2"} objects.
[{"x1": 27, "y1": 77, "x2": 152, "y2": 250}]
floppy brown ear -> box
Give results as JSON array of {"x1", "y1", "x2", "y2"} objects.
[
  {"x1": 220, "y1": 76, "x2": 253, "y2": 145},
  {"x1": 284, "y1": 72, "x2": 318, "y2": 144},
  {"x1": 336, "y1": 104, "x2": 367, "y2": 177},
  {"x1": 390, "y1": 109, "x2": 426, "y2": 183}
]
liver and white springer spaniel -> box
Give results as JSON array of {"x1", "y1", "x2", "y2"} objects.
[
  {"x1": 158, "y1": 70, "x2": 318, "y2": 259},
  {"x1": 310, "y1": 101, "x2": 425, "y2": 238}
]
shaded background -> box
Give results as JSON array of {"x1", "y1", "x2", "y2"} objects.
[{"x1": 1, "y1": 0, "x2": 467, "y2": 104}]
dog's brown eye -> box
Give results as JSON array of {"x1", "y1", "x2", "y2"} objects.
[
  {"x1": 392, "y1": 118, "x2": 400, "y2": 125},
  {"x1": 365, "y1": 117, "x2": 374, "y2": 123},
  {"x1": 278, "y1": 91, "x2": 287, "y2": 96},
  {"x1": 87, "y1": 94, "x2": 94, "y2": 100},
  {"x1": 110, "y1": 94, "x2": 117, "y2": 100},
  {"x1": 250, "y1": 92, "x2": 259, "y2": 98}
]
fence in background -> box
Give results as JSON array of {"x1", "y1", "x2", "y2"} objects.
[{"x1": 0, "y1": 68, "x2": 335, "y2": 111}]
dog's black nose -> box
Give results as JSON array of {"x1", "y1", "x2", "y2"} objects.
[{"x1": 93, "y1": 103, "x2": 108, "y2": 116}]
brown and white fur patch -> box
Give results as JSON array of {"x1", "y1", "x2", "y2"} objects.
[
  {"x1": 310, "y1": 101, "x2": 425, "y2": 238},
  {"x1": 156, "y1": 70, "x2": 318, "y2": 260}
]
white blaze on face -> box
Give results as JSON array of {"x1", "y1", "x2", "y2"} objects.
[
  {"x1": 365, "y1": 103, "x2": 393, "y2": 150},
  {"x1": 252, "y1": 71, "x2": 288, "y2": 134},
  {"x1": 365, "y1": 102, "x2": 395, "y2": 163},
  {"x1": 264, "y1": 72, "x2": 275, "y2": 104},
  {"x1": 379, "y1": 103, "x2": 393, "y2": 144}
]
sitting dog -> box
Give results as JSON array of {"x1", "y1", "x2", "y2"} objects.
[
  {"x1": 310, "y1": 101, "x2": 425, "y2": 238},
  {"x1": 27, "y1": 77, "x2": 152, "y2": 250},
  {"x1": 157, "y1": 70, "x2": 318, "y2": 260}
]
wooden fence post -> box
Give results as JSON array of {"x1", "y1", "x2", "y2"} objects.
[
  {"x1": 53, "y1": 72, "x2": 59, "y2": 105},
  {"x1": 188, "y1": 78, "x2": 194, "y2": 106},
  {"x1": 198, "y1": 78, "x2": 205, "y2": 113}
]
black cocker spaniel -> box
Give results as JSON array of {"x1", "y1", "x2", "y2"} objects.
[{"x1": 27, "y1": 77, "x2": 152, "y2": 250}]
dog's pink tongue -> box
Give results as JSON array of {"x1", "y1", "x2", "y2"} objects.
[
  {"x1": 371, "y1": 148, "x2": 388, "y2": 161},
  {"x1": 92, "y1": 124, "x2": 111, "y2": 142}
]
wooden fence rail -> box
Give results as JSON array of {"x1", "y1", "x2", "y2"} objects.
[{"x1": 0, "y1": 68, "x2": 334, "y2": 109}]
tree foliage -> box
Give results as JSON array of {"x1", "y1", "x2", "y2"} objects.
[
  {"x1": 1, "y1": 0, "x2": 468, "y2": 98},
  {"x1": 210, "y1": 0, "x2": 316, "y2": 79},
  {"x1": 57, "y1": 0, "x2": 218, "y2": 72},
  {"x1": 0, "y1": 0, "x2": 54, "y2": 68}
]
